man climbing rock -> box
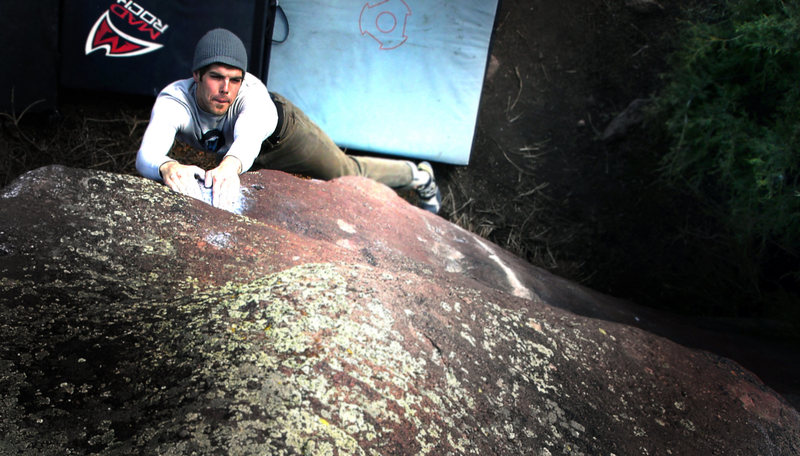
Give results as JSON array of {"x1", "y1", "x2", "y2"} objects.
[{"x1": 136, "y1": 28, "x2": 441, "y2": 213}]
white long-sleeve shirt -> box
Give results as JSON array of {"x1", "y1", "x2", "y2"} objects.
[{"x1": 136, "y1": 72, "x2": 278, "y2": 181}]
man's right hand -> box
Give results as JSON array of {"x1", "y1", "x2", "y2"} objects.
[{"x1": 159, "y1": 161, "x2": 205, "y2": 200}]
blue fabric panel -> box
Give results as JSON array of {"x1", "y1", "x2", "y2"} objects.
[{"x1": 268, "y1": 0, "x2": 498, "y2": 165}]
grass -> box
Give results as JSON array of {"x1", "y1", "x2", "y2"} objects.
[{"x1": 0, "y1": 93, "x2": 148, "y2": 186}]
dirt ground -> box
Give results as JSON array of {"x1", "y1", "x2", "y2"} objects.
[
  {"x1": 2, "y1": 0, "x2": 799, "y2": 406},
  {"x1": 454, "y1": 0, "x2": 798, "y2": 329},
  {"x1": 440, "y1": 0, "x2": 697, "y2": 305}
]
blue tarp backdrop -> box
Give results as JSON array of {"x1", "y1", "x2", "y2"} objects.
[{"x1": 268, "y1": 0, "x2": 499, "y2": 165}]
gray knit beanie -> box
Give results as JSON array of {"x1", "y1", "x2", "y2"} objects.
[{"x1": 192, "y1": 28, "x2": 248, "y2": 73}]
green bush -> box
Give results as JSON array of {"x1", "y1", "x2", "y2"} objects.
[{"x1": 655, "y1": 0, "x2": 799, "y2": 292}]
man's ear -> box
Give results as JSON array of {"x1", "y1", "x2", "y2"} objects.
[{"x1": 192, "y1": 71, "x2": 200, "y2": 83}]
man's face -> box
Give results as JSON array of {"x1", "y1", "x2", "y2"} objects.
[{"x1": 193, "y1": 64, "x2": 244, "y2": 116}]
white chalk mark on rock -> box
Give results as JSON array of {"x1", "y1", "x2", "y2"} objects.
[
  {"x1": 337, "y1": 219, "x2": 357, "y2": 234},
  {"x1": 474, "y1": 238, "x2": 534, "y2": 300}
]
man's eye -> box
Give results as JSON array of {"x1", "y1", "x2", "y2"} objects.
[{"x1": 231, "y1": 78, "x2": 243, "y2": 84}]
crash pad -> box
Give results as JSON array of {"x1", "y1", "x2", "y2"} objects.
[{"x1": 267, "y1": 0, "x2": 499, "y2": 165}]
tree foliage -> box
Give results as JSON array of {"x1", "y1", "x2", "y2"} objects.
[
  {"x1": 655, "y1": 0, "x2": 799, "y2": 297},
  {"x1": 657, "y1": 0, "x2": 799, "y2": 246}
]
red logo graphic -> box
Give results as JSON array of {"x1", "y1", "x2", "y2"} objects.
[
  {"x1": 359, "y1": 0, "x2": 411, "y2": 50},
  {"x1": 85, "y1": 2, "x2": 168, "y2": 57}
]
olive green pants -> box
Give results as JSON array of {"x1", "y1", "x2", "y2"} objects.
[{"x1": 254, "y1": 93, "x2": 414, "y2": 189}]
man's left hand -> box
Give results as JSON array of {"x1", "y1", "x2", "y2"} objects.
[{"x1": 204, "y1": 156, "x2": 242, "y2": 209}]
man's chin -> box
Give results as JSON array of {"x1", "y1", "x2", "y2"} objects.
[{"x1": 211, "y1": 103, "x2": 230, "y2": 115}]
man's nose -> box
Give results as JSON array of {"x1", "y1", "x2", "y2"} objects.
[{"x1": 220, "y1": 79, "x2": 230, "y2": 93}]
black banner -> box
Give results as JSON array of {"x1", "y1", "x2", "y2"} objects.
[{"x1": 60, "y1": 0, "x2": 276, "y2": 96}]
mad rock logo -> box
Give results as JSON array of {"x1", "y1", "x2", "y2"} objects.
[
  {"x1": 359, "y1": 0, "x2": 411, "y2": 50},
  {"x1": 85, "y1": 1, "x2": 168, "y2": 58}
]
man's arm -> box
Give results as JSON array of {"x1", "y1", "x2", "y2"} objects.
[
  {"x1": 193, "y1": 77, "x2": 275, "y2": 210},
  {"x1": 136, "y1": 96, "x2": 191, "y2": 181},
  {"x1": 223, "y1": 77, "x2": 277, "y2": 174},
  {"x1": 137, "y1": 94, "x2": 206, "y2": 200}
]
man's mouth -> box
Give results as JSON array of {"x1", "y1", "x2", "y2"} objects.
[{"x1": 212, "y1": 97, "x2": 231, "y2": 104}]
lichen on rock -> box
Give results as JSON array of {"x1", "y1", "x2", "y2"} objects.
[{"x1": 1, "y1": 166, "x2": 799, "y2": 455}]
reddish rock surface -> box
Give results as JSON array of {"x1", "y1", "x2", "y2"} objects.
[{"x1": 1, "y1": 166, "x2": 798, "y2": 455}]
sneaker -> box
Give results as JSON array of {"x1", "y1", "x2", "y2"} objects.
[{"x1": 416, "y1": 161, "x2": 442, "y2": 214}]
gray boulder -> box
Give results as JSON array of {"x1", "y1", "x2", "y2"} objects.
[{"x1": 1, "y1": 166, "x2": 798, "y2": 455}]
